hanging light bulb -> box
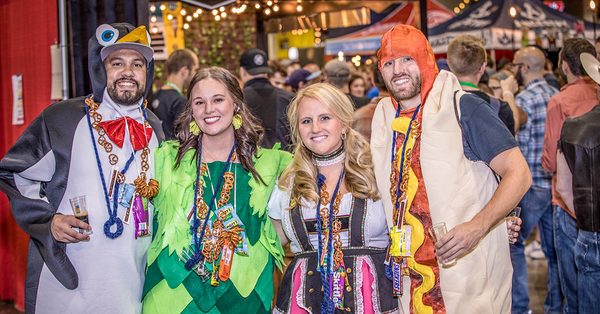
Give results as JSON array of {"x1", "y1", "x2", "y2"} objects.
[
  {"x1": 196, "y1": 8, "x2": 203, "y2": 14},
  {"x1": 255, "y1": 3, "x2": 261, "y2": 9},
  {"x1": 186, "y1": 15, "x2": 192, "y2": 22},
  {"x1": 215, "y1": 15, "x2": 221, "y2": 21},
  {"x1": 183, "y1": 23, "x2": 190, "y2": 30},
  {"x1": 159, "y1": 4, "x2": 167, "y2": 10},
  {"x1": 193, "y1": 12, "x2": 199, "y2": 18},
  {"x1": 267, "y1": 0, "x2": 273, "y2": 6},
  {"x1": 265, "y1": 7, "x2": 271, "y2": 15},
  {"x1": 296, "y1": 4, "x2": 303, "y2": 12},
  {"x1": 221, "y1": 12, "x2": 227, "y2": 18},
  {"x1": 219, "y1": 6, "x2": 225, "y2": 12},
  {"x1": 150, "y1": 5, "x2": 156, "y2": 12},
  {"x1": 167, "y1": 14, "x2": 174, "y2": 20},
  {"x1": 150, "y1": 16, "x2": 157, "y2": 22},
  {"x1": 273, "y1": 4, "x2": 279, "y2": 12},
  {"x1": 151, "y1": 26, "x2": 159, "y2": 33},
  {"x1": 212, "y1": 9, "x2": 218, "y2": 15},
  {"x1": 180, "y1": 8, "x2": 187, "y2": 15}
]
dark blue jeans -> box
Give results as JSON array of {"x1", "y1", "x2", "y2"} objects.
[
  {"x1": 554, "y1": 206, "x2": 578, "y2": 314},
  {"x1": 575, "y1": 230, "x2": 600, "y2": 314},
  {"x1": 510, "y1": 186, "x2": 561, "y2": 314}
]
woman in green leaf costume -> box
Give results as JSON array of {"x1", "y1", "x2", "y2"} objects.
[{"x1": 142, "y1": 67, "x2": 291, "y2": 313}]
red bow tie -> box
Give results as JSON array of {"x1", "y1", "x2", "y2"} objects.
[{"x1": 98, "y1": 117, "x2": 153, "y2": 151}]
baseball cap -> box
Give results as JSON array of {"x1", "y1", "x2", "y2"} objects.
[
  {"x1": 98, "y1": 24, "x2": 153, "y2": 62},
  {"x1": 324, "y1": 60, "x2": 351, "y2": 79},
  {"x1": 286, "y1": 69, "x2": 322, "y2": 90},
  {"x1": 240, "y1": 48, "x2": 272, "y2": 75}
]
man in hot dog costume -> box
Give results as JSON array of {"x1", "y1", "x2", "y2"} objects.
[{"x1": 371, "y1": 24, "x2": 531, "y2": 313}]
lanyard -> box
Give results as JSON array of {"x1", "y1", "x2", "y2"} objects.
[
  {"x1": 185, "y1": 136, "x2": 237, "y2": 271},
  {"x1": 390, "y1": 104, "x2": 421, "y2": 226},
  {"x1": 459, "y1": 81, "x2": 478, "y2": 89},
  {"x1": 85, "y1": 106, "x2": 136, "y2": 238},
  {"x1": 165, "y1": 82, "x2": 182, "y2": 95},
  {"x1": 315, "y1": 169, "x2": 345, "y2": 311}
]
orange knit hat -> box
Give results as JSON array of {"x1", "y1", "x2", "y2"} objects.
[{"x1": 377, "y1": 25, "x2": 438, "y2": 107}]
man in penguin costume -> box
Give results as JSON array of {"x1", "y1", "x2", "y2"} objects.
[{"x1": 0, "y1": 23, "x2": 164, "y2": 313}]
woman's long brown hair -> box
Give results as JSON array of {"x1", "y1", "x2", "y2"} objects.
[{"x1": 173, "y1": 66, "x2": 264, "y2": 184}]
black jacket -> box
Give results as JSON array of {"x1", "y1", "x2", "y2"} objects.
[
  {"x1": 243, "y1": 78, "x2": 293, "y2": 150},
  {"x1": 559, "y1": 105, "x2": 600, "y2": 232}
]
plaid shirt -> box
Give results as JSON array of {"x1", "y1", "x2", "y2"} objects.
[{"x1": 516, "y1": 78, "x2": 558, "y2": 188}]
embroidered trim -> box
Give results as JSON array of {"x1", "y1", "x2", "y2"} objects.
[
  {"x1": 365, "y1": 255, "x2": 383, "y2": 314},
  {"x1": 295, "y1": 259, "x2": 311, "y2": 313},
  {"x1": 355, "y1": 256, "x2": 366, "y2": 314}
]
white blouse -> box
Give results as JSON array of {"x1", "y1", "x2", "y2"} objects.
[{"x1": 268, "y1": 185, "x2": 389, "y2": 253}]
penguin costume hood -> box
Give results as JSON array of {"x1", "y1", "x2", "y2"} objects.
[{"x1": 88, "y1": 23, "x2": 154, "y2": 103}]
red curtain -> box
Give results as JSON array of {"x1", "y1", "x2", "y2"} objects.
[{"x1": 0, "y1": 1, "x2": 58, "y2": 311}]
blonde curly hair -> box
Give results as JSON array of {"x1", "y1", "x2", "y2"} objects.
[{"x1": 279, "y1": 83, "x2": 379, "y2": 204}]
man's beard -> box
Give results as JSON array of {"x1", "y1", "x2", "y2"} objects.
[
  {"x1": 515, "y1": 70, "x2": 524, "y2": 87},
  {"x1": 386, "y1": 74, "x2": 421, "y2": 103},
  {"x1": 107, "y1": 78, "x2": 145, "y2": 105}
]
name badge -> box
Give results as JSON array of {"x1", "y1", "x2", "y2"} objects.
[{"x1": 390, "y1": 225, "x2": 412, "y2": 257}]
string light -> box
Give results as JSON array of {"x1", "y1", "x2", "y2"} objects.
[
  {"x1": 180, "y1": 8, "x2": 187, "y2": 15},
  {"x1": 215, "y1": 15, "x2": 221, "y2": 21},
  {"x1": 212, "y1": 9, "x2": 218, "y2": 15},
  {"x1": 186, "y1": 15, "x2": 192, "y2": 22},
  {"x1": 196, "y1": 8, "x2": 203, "y2": 14},
  {"x1": 454, "y1": 7, "x2": 460, "y2": 13},
  {"x1": 151, "y1": 26, "x2": 158, "y2": 34},
  {"x1": 255, "y1": 3, "x2": 261, "y2": 9},
  {"x1": 296, "y1": 4, "x2": 303, "y2": 12},
  {"x1": 221, "y1": 11, "x2": 227, "y2": 18},
  {"x1": 193, "y1": 12, "x2": 199, "y2": 18},
  {"x1": 150, "y1": 16, "x2": 157, "y2": 22},
  {"x1": 167, "y1": 14, "x2": 174, "y2": 20},
  {"x1": 150, "y1": 5, "x2": 156, "y2": 12},
  {"x1": 159, "y1": 4, "x2": 166, "y2": 10},
  {"x1": 267, "y1": 0, "x2": 273, "y2": 6},
  {"x1": 273, "y1": 4, "x2": 279, "y2": 12},
  {"x1": 265, "y1": 7, "x2": 271, "y2": 15},
  {"x1": 219, "y1": 6, "x2": 225, "y2": 12},
  {"x1": 183, "y1": 23, "x2": 190, "y2": 30},
  {"x1": 459, "y1": 3, "x2": 465, "y2": 9}
]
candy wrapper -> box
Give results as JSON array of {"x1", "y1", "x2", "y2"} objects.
[{"x1": 132, "y1": 194, "x2": 149, "y2": 238}]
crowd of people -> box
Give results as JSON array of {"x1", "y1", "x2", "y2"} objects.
[{"x1": 0, "y1": 20, "x2": 599, "y2": 314}]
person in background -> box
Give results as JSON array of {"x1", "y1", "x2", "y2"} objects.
[
  {"x1": 348, "y1": 74, "x2": 367, "y2": 98},
  {"x1": 510, "y1": 46, "x2": 560, "y2": 314},
  {"x1": 286, "y1": 61, "x2": 301, "y2": 76},
  {"x1": 446, "y1": 34, "x2": 520, "y2": 135},
  {"x1": 151, "y1": 49, "x2": 199, "y2": 140},
  {"x1": 353, "y1": 69, "x2": 390, "y2": 141},
  {"x1": 556, "y1": 53, "x2": 600, "y2": 314},
  {"x1": 239, "y1": 48, "x2": 293, "y2": 150},
  {"x1": 269, "y1": 83, "x2": 398, "y2": 314},
  {"x1": 142, "y1": 67, "x2": 291, "y2": 313},
  {"x1": 285, "y1": 68, "x2": 321, "y2": 93},
  {"x1": 541, "y1": 38, "x2": 600, "y2": 314},
  {"x1": 488, "y1": 71, "x2": 526, "y2": 132},
  {"x1": 303, "y1": 62, "x2": 320, "y2": 74},
  {"x1": 323, "y1": 59, "x2": 370, "y2": 108}
]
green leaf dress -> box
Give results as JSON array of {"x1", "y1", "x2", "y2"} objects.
[{"x1": 142, "y1": 141, "x2": 291, "y2": 313}]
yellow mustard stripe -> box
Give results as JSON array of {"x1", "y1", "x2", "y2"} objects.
[{"x1": 392, "y1": 116, "x2": 436, "y2": 314}]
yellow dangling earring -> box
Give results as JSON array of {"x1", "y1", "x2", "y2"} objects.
[
  {"x1": 189, "y1": 120, "x2": 201, "y2": 136},
  {"x1": 232, "y1": 114, "x2": 243, "y2": 130}
]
